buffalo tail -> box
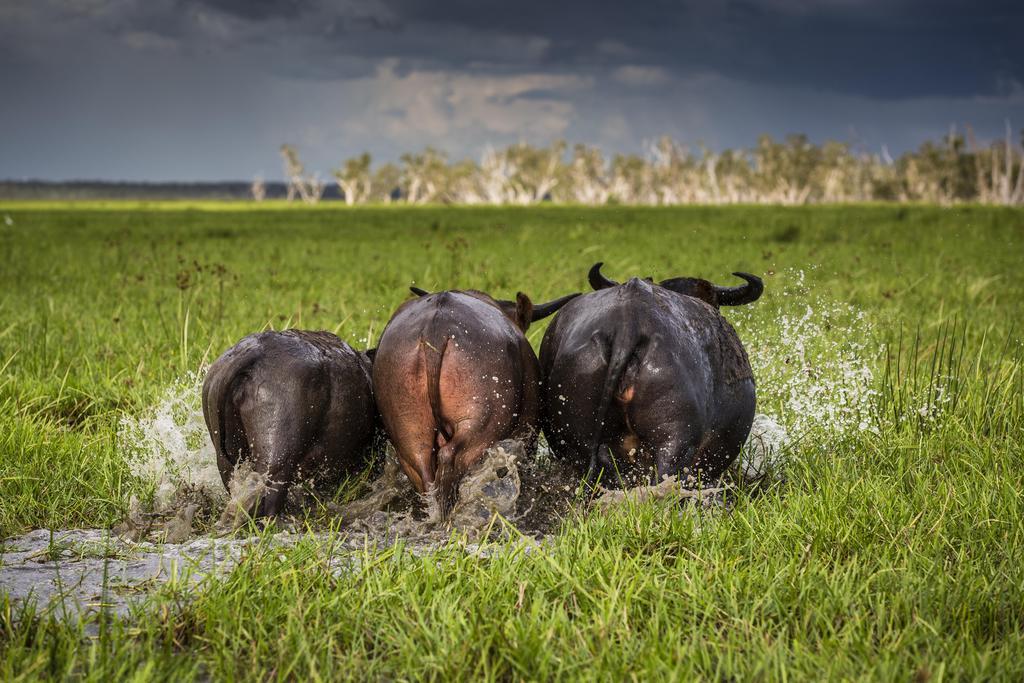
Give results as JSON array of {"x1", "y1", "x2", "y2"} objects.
[
  {"x1": 422, "y1": 333, "x2": 460, "y2": 517},
  {"x1": 587, "y1": 328, "x2": 643, "y2": 484}
]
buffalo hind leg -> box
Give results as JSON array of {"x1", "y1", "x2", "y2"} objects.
[
  {"x1": 238, "y1": 395, "x2": 316, "y2": 519},
  {"x1": 216, "y1": 396, "x2": 250, "y2": 489},
  {"x1": 690, "y1": 414, "x2": 755, "y2": 479},
  {"x1": 658, "y1": 434, "x2": 738, "y2": 490},
  {"x1": 689, "y1": 383, "x2": 756, "y2": 480},
  {"x1": 654, "y1": 432, "x2": 705, "y2": 487}
]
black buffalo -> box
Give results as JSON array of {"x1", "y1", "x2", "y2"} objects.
[
  {"x1": 539, "y1": 263, "x2": 763, "y2": 487},
  {"x1": 202, "y1": 330, "x2": 378, "y2": 517},
  {"x1": 373, "y1": 287, "x2": 578, "y2": 518}
]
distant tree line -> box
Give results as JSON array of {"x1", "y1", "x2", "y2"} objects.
[
  {"x1": 278, "y1": 124, "x2": 1024, "y2": 206},
  {"x1": 0, "y1": 180, "x2": 344, "y2": 201}
]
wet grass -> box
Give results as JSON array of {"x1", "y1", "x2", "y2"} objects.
[{"x1": 1, "y1": 203, "x2": 1023, "y2": 679}]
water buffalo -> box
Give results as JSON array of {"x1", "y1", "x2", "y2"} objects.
[
  {"x1": 202, "y1": 330, "x2": 378, "y2": 517},
  {"x1": 539, "y1": 263, "x2": 763, "y2": 487},
  {"x1": 373, "y1": 287, "x2": 578, "y2": 518}
]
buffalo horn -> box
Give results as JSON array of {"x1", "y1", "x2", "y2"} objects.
[
  {"x1": 530, "y1": 293, "x2": 580, "y2": 321},
  {"x1": 714, "y1": 272, "x2": 764, "y2": 306},
  {"x1": 588, "y1": 262, "x2": 619, "y2": 290}
]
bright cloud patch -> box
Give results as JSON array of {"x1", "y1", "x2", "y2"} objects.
[{"x1": 341, "y1": 61, "x2": 592, "y2": 147}]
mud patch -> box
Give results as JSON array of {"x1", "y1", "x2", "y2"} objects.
[
  {"x1": 112, "y1": 407, "x2": 790, "y2": 548},
  {"x1": 335, "y1": 440, "x2": 580, "y2": 543},
  {"x1": 0, "y1": 441, "x2": 575, "y2": 621},
  {"x1": 1, "y1": 416, "x2": 791, "y2": 622},
  {"x1": 593, "y1": 478, "x2": 728, "y2": 510},
  {"x1": 114, "y1": 488, "x2": 222, "y2": 544},
  {"x1": 215, "y1": 463, "x2": 269, "y2": 533},
  {"x1": 0, "y1": 528, "x2": 317, "y2": 623}
]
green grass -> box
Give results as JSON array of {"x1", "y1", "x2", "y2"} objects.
[{"x1": 1, "y1": 203, "x2": 1023, "y2": 679}]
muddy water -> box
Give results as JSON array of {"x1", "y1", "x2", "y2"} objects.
[
  {"x1": 0, "y1": 440, "x2": 576, "y2": 621},
  {"x1": 333, "y1": 439, "x2": 587, "y2": 543},
  {"x1": 0, "y1": 528, "x2": 315, "y2": 621},
  {"x1": 0, "y1": 418, "x2": 789, "y2": 622}
]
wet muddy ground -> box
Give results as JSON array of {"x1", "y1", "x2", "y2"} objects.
[
  {"x1": 1, "y1": 418, "x2": 787, "y2": 622},
  {"x1": 0, "y1": 440, "x2": 579, "y2": 622}
]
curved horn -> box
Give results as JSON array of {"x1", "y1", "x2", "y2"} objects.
[
  {"x1": 715, "y1": 272, "x2": 763, "y2": 306},
  {"x1": 409, "y1": 286, "x2": 430, "y2": 297},
  {"x1": 588, "y1": 262, "x2": 618, "y2": 290},
  {"x1": 530, "y1": 292, "x2": 581, "y2": 321}
]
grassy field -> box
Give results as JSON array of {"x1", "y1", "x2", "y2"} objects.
[{"x1": 1, "y1": 203, "x2": 1023, "y2": 679}]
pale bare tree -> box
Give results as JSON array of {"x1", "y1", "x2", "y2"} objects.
[
  {"x1": 609, "y1": 154, "x2": 656, "y2": 205},
  {"x1": 441, "y1": 160, "x2": 483, "y2": 204},
  {"x1": 510, "y1": 141, "x2": 565, "y2": 203},
  {"x1": 400, "y1": 148, "x2": 447, "y2": 204},
  {"x1": 753, "y1": 134, "x2": 817, "y2": 205},
  {"x1": 972, "y1": 121, "x2": 1024, "y2": 206},
  {"x1": 471, "y1": 146, "x2": 519, "y2": 204},
  {"x1": 334, "y1": 152, "x2": 373, "y2": 206},
  {"x1": 279, "y1": 144, "x2": 324, "y2": 205},
  {"x1": 279, "y1": 126, "x2": 1023, "y2": 207},
  {"x1": 250, "y1": 175, "x2": 266, "y2": 202},
  {"x1": 305, "y1": 173, "x2": 326, "y2": 205},
  {"x1": 556, "y1": 144, "x2": 610, "y2": 205},
  {"x1": 280, "y1": 144, "x2": 304, "y2": 202},
  {"x1": 370, "y1": 163, "x2": 401, "y2": 203}
]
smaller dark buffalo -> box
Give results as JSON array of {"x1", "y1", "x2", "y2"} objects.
[
  {"x1": 202, "y1": 330, "x2": 378, "y2": 517},
  {"x1": 540, "y1": 263, "x2": 763, "y2": 487},
  {"x1": 373, "y1": 287, "x2": 578, "y2": 517}
]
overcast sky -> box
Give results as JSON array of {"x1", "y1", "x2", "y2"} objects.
[{"x1": 2, "y1": 0, "x2": 1022, "y2": 181}]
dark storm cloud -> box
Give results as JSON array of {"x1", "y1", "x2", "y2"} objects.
[
  {"x1": 384, "y1": 0, "x2": 1023, "y2": 98},
  {"x1": 0, "y1": 0, "x2": 1021, "y2": 180},
  {"x1": 4, "y1": 0, "x2": 1018, "y2": 95},
  {"x1": 178, "y1": 0, "x2": 1022, "y2": 98},
  {"x1": 185, "y1": 0, "x2": 314, "y2": 21}
]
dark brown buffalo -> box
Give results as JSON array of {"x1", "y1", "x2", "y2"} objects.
[
  {"x1": 373, "y1": 287, "x2": 578, "y2": 517},
  {"x1": 202, "y1": 330, "x2": 378, "y2": 517},
  {"x1": 539, "y1": 263, "x2": 763, "y2": 487}
]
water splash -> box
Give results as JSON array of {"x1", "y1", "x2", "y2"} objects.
[
  {"x1": 732, "y1": 269, "x2": 878, "y2": 440},
  {"x1": 215, "y1": 462, "x2": 267, "y2": 532},
  {"x1": 117, "y1": 370, "x2": 224, "y2": 508},
  {"x1": 734, "y1": 413, "x2": 791, "y2": 483},
  {"x1": 339, "y1": 441, "x2": 542, "y2": 542}
]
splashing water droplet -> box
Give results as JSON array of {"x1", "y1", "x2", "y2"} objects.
[
  {"x1": 731, "y1": 269, "x2": 877, "y2": 442},
  {"x1": 117, "y1": 370, "x2": 225, "y2": 504}
]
